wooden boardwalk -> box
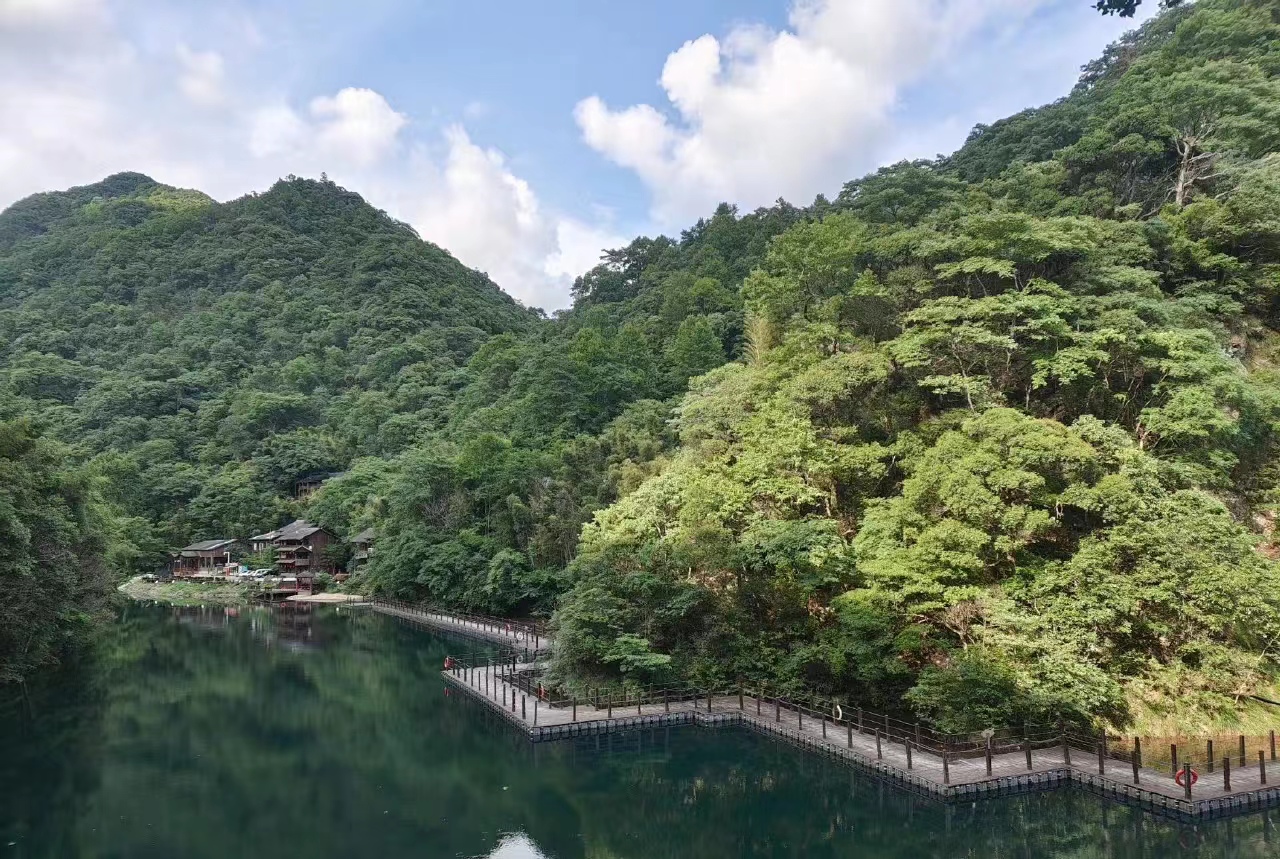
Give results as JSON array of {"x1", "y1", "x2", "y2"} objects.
[
  {"x1": 444, "y1": 661, "x2": 1280, "y2": 822},
  {"x1": 361, "y1": 600, "x2": 1280, "y2": 821},
  {"x1": 368, "y1": 601, "x2": 544, "y2": 651}
]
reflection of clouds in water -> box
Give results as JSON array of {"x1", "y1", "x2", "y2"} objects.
[{"x1": 483, "y1": 833, "x2": 548, "y2": 859}]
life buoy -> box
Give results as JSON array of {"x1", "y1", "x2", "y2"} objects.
[
  {"x1": 1174, "y1": 768, "x2": 1199, "y2": 788},
  {"x1": 444, "y1": 656, "x2": 455, "y2": 670}
]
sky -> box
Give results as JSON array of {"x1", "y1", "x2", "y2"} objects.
[{"x1": 0, "y1": 0, "x2": 1155, "y2": 311}]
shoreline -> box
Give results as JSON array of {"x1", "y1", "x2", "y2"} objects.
[
  {"x1": 117, "y1": 576, "x2": 258, "y2": 606},
  {"x1": 117, "y1": 576, "x2": 364, "y2": 607}
]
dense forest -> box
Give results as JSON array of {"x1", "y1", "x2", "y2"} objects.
[{"x1": 4, "y1": 0, "x2": 1280, "y2": 733}]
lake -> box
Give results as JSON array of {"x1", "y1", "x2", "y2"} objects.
[{"x1": 1, "y1": 602, "x2": 1276, "y2": 858}]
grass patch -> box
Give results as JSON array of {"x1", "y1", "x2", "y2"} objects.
[{"x1": 117, "y1": 576, "x2": 259, "y2": 606}]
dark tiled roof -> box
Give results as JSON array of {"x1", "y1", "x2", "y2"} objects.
[
  {"x1": 250, "y1": 529, "x2": 280, "y2": 542},
  {"x1": 180, "y1": 538, "x2": 238, "y2": 552},
  {"x1": 351, "y1": 527, "x2": 376, "y2": 544},
  {"x1": 275, "y1": 519, "x2": 322, "y2": 541}
]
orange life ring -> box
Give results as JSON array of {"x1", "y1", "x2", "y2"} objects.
[
  {"x1": 1174, "y1": 768, "x2": 1199, "y2": 788},
  {"x1": 444, "y1": 656, "x2": 455, "y2": 670}
]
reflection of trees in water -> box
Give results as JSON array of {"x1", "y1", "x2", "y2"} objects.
[
  {"x1": 0, "y1": 649, "x2": 107, "y2": 855},
  {"x1": 531, "y1": 726, "x2": 1280, "y2": 858},
  {"x1": 4, "y1": 606, "x2": 1279, "y2": 859}
]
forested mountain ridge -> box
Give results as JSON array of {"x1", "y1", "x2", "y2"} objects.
[
  {"x1": 6, "y1": 0, "x2": 1280, "y2": 735},
  {"x1": 0, "y1": 172, "x2": 535, "y2": 573}
]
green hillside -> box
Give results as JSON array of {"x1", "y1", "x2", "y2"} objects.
[
  {"x1": 545, "y1": 0, "x2": 1280, "y2": 733},
  {"x1": 5, "y1": 0, "x2": 1280, "y2": 732}
]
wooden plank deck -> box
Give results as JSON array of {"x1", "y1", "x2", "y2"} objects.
[
  {"x1": 361, "y1": 600, "x2": 1280, "y2": 820},
  {"x1": 369, "y1": 603, "x2": 543, "y2": 651},
  {"x1": 443, "y1": 661, "x2": 1280, "y2": 821}
]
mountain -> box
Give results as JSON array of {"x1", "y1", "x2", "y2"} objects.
[
  {"x1": 0, "y1": 173, "x2": 536, "y2": 570},
  {"x1": 7, "y1": 0, "x2": 1280, "y2": 734},
  {"x1": 543, "y1": 0, "x2": 1280, "y2": 733}
]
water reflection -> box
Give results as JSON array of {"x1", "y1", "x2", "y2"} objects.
[
  {"x1": 482, "y1": 833, "x2": 551, "y2": 859},
  {"x1": 2, "y1": 603, "x2": 1278, "y2": 858}
]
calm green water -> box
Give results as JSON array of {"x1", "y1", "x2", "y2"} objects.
[{"x1": 2, "y1": 603, "x2": 1277, "y2": 858}]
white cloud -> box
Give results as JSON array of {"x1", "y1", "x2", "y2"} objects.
[
  {"x1": 0, "y1": 0, "x2": 105, "y2": 32},
  {"x1": 310, "y1": 87, "x2": 408, "y2": 168},
  {"x1": 249, "y1": 104, "x2": 308, "y2": 158},
  {"x1": 576, "y1": 0, "x2": 1057, "y2": 224},
  {"x1": 382, "y1": 126, "x2": 624, "y2": 309},
  {"x1": 176, "y1": 43, "x2": 226, "y2": 106},
  {"x1": 0, "y1": 2, "x2": 613, "y2": 310}
]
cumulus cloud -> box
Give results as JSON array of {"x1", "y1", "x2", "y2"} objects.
[
  {"x1": 0, "y1": 0, "x2": 105, "y2": 32},
  {"x1": 176, "y1": 43, "x2": 226, "y2": 107},
  {"x1": 369, "y1": 127, "x2": 625, "y2": 310},
  {"x1": 576, "y1": 0, "x2": 1044, "y2": 224},
  {"x1": 0, "y1": 2, "x2": 614, "y2": 310},
  {"x1": 310, "y1": 88, "x2": 408, "y2": 167}
]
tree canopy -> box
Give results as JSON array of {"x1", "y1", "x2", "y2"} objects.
[{"x1": 4, "y1": 0, "x2": 1280, "y2": 732}]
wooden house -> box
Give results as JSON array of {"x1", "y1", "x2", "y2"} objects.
[
  {"x1": 351, "y1": 527, "x2": 376, "y2": 565},
  {"x1": 172, "y1": 539, "x2": 241, "y2": 578},
  {"x1": 342, "y1": 527, "x2": 376, "y2": 583},
  {"x1": 249, "y1": 528, "x2": 281, "y2": 554},
  {"x1": 291, "y1": 471, "x2": 343, "y2": 501},
  {"x1": 270, "y1": 520, "x2": 340, "y2": 582}
]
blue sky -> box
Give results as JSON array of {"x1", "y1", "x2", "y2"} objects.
[{"x1": 0, "y1": 0, "x2": 1153, "y2": 309}]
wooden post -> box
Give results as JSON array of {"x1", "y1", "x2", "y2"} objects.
[
  {"x1": 534, "y1": 699, "x2": 539, "y2": 726},
  {"x1": 1262, "y1": 750, "x2": 1268, "y2": 785},
  {"x1": 739, "y1": 689, "x2": 744, "y2": 710},
  {"x1": 943, "y1": 746, "x2": 950, "y2": 784},
  {"x1": 875, "y1": 729, "x2": 882, "y2": 759},
  {"x1": 1224, "y1": 756, "x2": 1231, "y2": 792},
  {"x1": 905, "y1": 739, "x2": 913, "y2": 769},
  {"x1": 1208, "y1": 739, "x2": 1215, "y2": 772},
  {"x1": 775, "y1": 699, "x2": 781, "y2": 723},
  {"x1": 664, "y1": 691, "x2": 670, "y2": 714},
  {"x1": 638, "y1": 697, "x2": 642, "y2": 716},
  {"x1": 607, "y1": 700, "x2": 612, "y2": 719},
  {"x1": 572, "y1": 699, "x2": 577, "y2": 723},
  {"x1": 1132, "y1": 739, "x2": 1140, "y2": 785},
  {"x1": 1170, "y1": 744, "x2": 1178, "y2": 778},
  {"x1": 1271, "y1": 729, "x2": 1276, "y2": 762},
  {"x1": 848, "y1": 723, "x2": 853, "y2": 749},
  {"x1": 1097, "y1": 735, "x2": 1105, "y2": 776},
  {"x1": 1183, "y1": 761, "x2": 1193, "y2": 800},
  {"x1": 756, "y1": 694, "x2": 761, "y2": 716},
  {"x1": 985, "y1": 738, "x2": 993, "y2": 776},
  {"x1": 1240, "y1": 734, "x2": 1247, "y2": 768},
  {"x1": 1025, "y1": 738, "x2": 1033, "y2": 771},
  {"x1": 706, "y1": 692, "x2": 712, "y2": 712},
  {"x1": 1061, "y1": 722, "x2": 1070, "y2": 766}
]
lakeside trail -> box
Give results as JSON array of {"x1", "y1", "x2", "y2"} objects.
[{"x1": 365, "y1": 601, "x2": 1280, "y2": 823}]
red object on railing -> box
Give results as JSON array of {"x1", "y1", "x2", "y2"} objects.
[
  {"x1": 1174, "y1": 767, "x2": 1199, "y2": 787},
  {"x1": 444, "y1": 656, "x2": 455, "y2": 670}
]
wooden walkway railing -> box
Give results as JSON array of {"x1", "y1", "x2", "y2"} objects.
[
  {"x1": 365, "y1": 598, "x2": 549, "y2": 651},
  {"x1": 444, "y1": 650, "x2": 1280, "y2": 802},
  {"x1": 363, "y1": 598, "x2": 1280, "y2": 807}
]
